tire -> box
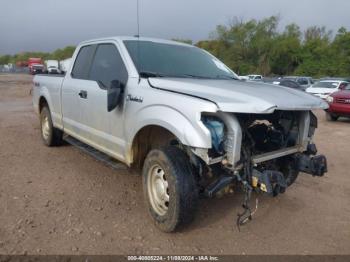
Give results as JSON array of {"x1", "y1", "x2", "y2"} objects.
[
  {"x1": 142, "y1": 146, "x2": 199, "y2": 232},
  {"x1": 279, "y1": 157, "x2": 299, "y2": 187},
  {"x1": 40, "y1": 106, "x2": 63, "y2": 146},
  {"x1": 326, "y1": 112, "x2": 338, "y2": 121}
]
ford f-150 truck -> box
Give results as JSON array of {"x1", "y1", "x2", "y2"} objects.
[{"x1": 32, "y1": 36, "x2": 328, "y2": 232}]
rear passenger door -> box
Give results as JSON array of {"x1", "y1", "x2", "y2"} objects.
[
  {"x1": 61, "y1": 44, "x2": 96, "y2": 137},
  {"x1": 78, "y1": 43, "x2": 129, "y2": 161}
]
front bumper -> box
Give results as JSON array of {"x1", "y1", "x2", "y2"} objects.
[{"x1": 328, "y1": 102, "x2": 350, "y2": 116}]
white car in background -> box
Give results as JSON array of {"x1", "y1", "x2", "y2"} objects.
[
  {"x1": 239, "y1": 75, "x2": 249, "y2": 80},
  {"x1": 247, "y1": 74, "x2": 263, "y2": 81},
  {"x1": 306, "y1": 80, "x2": 349, "y2": 99},
  {"x1": 59, "y1": 58, "x2": 72, "y2": 74},
  {"x1": 45, "y1": 60, "x2": 60, "y2": 74}
]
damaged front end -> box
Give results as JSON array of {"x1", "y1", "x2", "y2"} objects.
[{"x1": 193, "y1": 110, "x2": 327, "y2": 228}]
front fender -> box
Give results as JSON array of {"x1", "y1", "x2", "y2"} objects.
[{"x1": 126, "y1": 105, "x2": 213, "y2": 150}]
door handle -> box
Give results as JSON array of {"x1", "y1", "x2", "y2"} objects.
[{"x1": 78, "y1": 90, "x2": 87, "y2": 99}]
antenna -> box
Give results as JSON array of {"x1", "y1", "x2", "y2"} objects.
[
  {"x1": 136, "y1": 0, "x2": 140, "y2": 38},
  {"x1": 136, "y1": 0, "x2": 141, "y2": 83}
]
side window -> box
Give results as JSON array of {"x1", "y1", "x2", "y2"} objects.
[
  {"x1": 89, "y1": 44, "x2": 128, "y2": 89},
  {"x1": 71, "y1": 45, "x2": 95, "y2": 79},
  {"x1": 290, "y1": 82, "x2": 299, "y2": 88},
  {"x1": 297, "y1": 78, "x2": 308, "y2": 85}
]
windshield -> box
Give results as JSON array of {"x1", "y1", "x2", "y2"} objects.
[
  {"x1": 124, "y1": 40, "x2": 238, "y2": 79},
  {"x1": 312, "y1": 81, "x2": 339, "y2": 88}
]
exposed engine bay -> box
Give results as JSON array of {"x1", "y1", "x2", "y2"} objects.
[{"x1": 195, "y1": 110, "x2": 327, "y2": 229}]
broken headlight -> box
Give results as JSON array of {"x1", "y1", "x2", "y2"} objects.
[{"x1": 202, "y1": 116, "x2": 225, "y2": 155}]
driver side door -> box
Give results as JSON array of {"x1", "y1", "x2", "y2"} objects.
[{"x1": 78, "y1": 43, "x2": 129, "y2": 161}]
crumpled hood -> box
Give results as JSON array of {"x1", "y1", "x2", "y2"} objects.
[{"x1": 149, "y1": 78, "x2": 328, "y2": 113}]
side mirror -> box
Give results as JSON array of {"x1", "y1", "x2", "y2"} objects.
[{"x1": 107, "y1": 80, "x2": 124, "y2": 112}]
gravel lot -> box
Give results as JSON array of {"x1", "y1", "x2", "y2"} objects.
[{"x1": 0, "y1": 74, "x2": 349, "y2": 255}]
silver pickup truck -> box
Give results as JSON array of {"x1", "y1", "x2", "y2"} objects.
[{"x1": 33, "y1": 36, "x2": 328, "y2": 232}]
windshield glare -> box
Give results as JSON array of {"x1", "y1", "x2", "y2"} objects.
[
  {"x1": 312, "y1": 82, "x2": 339, "y2": 88},
  {"x1": 124, "y1": 40, "x2": 238, "y2": 79}
]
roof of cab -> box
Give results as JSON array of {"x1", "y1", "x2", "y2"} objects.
[{"x1": 79, "y1": 36, "x2": 193, "y2": 47}]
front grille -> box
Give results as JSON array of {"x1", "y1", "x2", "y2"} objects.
[{"x1": 336, "y1": 98, "x2": 350, "y2": 104}]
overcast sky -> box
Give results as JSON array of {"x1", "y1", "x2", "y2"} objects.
[{"x1": 1, "y1": 0, "x2": 349, "y2": 55}]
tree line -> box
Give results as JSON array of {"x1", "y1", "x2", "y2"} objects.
[
  {"x1": 0, "y1": 46, "x2": 75, "y2": 65},
  {"x1": 196, "y1": 16, "x2": 350, "y2": 78},
  {"x1": 1, "y1": 16, "x2": 350, "y2": 78}
]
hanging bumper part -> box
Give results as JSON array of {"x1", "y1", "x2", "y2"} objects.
[{"x1": 297, "y1": 154, "x2": 328, "y2": 177}]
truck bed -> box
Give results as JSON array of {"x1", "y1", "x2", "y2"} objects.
[
  {"x1": 32, "y1": 74, "x2": 65, "y2": 128},
  {"x1": 36, "y1": 73, "x2": 65, "y2": 77}
]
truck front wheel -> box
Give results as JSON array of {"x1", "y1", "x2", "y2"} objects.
[
  {"x1": 142, "y1": 146, "x2": 199, "y2": 232},
  {"x1": 40, "y1": 106, "x2": 63, "y2": 146},
  {"x1": 326, "y1": 112, "x2": 338, "y2": 121}
]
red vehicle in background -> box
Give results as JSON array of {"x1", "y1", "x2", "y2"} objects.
[
  {"x1": 16, "y1": 61, "x2": 28, "y2": 67},
  {"x1": 28, "y1": 58, "x2": 44, "y2": 75},
  {"x1": 326, "y1": 82, "x2": 350, "y2": 121}
]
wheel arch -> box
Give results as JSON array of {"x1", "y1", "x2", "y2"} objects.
[
  {"x1": 39, "y1": 96, "x2": 49, "y2": 112},
  {"x1": 125, "y1": 106, "x2": 212, "y2": 167},
  {"x1": 128, "y1": 124, "x2": 180, "y2": 169}
]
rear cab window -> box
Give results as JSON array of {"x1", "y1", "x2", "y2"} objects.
[{"x1": 71, "y1": 45, "x2": 96, "y2": 79}]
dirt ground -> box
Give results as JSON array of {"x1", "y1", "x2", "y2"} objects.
[{"x1": 0, "y1": 73, "x2": 349, "y2": 255}]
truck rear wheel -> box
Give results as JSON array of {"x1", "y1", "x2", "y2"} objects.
[
  {"x1": 142, "y1": 146, "x2": 199, "y2": 232},
  {"x1": 40, "y1": 106, "x2": 63, "y2": 146}
]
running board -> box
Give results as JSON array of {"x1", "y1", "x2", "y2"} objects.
[{"x1": 64, "y1": 135, "x2": 128, "y2": 171}]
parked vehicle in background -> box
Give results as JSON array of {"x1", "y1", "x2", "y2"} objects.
[
  {"x1": 28, "y1": 58, "x2": 44, "y2": 75},
  {"x1": 239, "y1": 75, "x2": 249, "y2": 80},
  {"x1": 45, "y1": 60, "x2": 60, "y2": 74},
  {"x1": 278, "y1": 79, "x2": 305, "y2": 91},
  {"x1": 32, "y1": 36, "x2": 328, "y2": 232},
  {"x1": 31, "y1": 64, "x2": 44, "y2": 75},
  {"x1": 274, "y1": 76, "x2": 313, "y2": 89},
  {"x1": 247, "y1": 74, "x2": 263, "y2": 81},
  {"x1": 16, "y1": 61, "x2": 28, "y2": 67},
  {"x1": 59, "y1": 58, "x2": 72, "y2": 74},
  {"x1": 306, "y1": 80, "x2": 349, "y2": 99},
  {"x1": 325, "y1": 84, "x2": 350, "y2": 121},
  {"x1": 320, "y1": 77, "x2": 350, "y2": 82}
]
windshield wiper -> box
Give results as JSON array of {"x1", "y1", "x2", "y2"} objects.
[
  {"x1": 139, "y1": 71, "x2": 167, "y2": 78},
  {"x1": 181, "y1": 74, "x2": 212, "y2": 79}
]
